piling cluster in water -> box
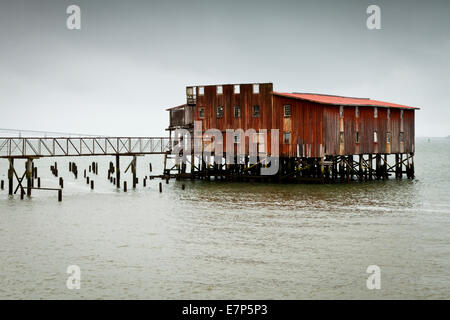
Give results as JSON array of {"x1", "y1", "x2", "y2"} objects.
[{"x1": 1, "y1": 158, "x2": 186, "y2": 202}]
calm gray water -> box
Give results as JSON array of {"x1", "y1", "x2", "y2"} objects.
[{"x1": 0, "y1": 137, "x2": 449, "y2": 299}]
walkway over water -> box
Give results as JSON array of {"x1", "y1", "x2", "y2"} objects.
[{"x1": 0, "y1": 137, "x2": 172, "y2": 158}]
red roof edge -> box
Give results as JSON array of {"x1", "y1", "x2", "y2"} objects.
[{"x1": 272, "y1": 92, "x2": 419, "y2": 110}]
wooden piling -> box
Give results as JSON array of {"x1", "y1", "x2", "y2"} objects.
[
  {"x1": 59, "y1": 177, "x2": 64, "y2": 189},
  {"x1": 116, "y1": 155, "x2": 120, "y2": 189},
  {"x1": 182, "y1": 184, "x2": 185, "y2": 190},
  {"x1": 37, "y1": 177, "x2": 41, "y2": 188},
  {"x1": 91, "y1": 180, "x2": 94, "y2": 190},
  {"x1": 159, "y1": 182, "x2": 162, "y2": 192},
  {"x1": 124, "y1": 181, "x2": 127, "y2": 192},
  {"x1": 58, "y1": 189, "x2": 62, "y2": 202},
  {"x1": 1, "y1": 180, "x2": 3, "y2": 190},
  {"x1": 26, "y1": 159, "x2": 32, "y2": 197},
  {"x1": 132, "y1": 156, "x2": 137, "y2": 189}
]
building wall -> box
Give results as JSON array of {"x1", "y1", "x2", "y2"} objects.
[
  {"x1": 272, "y1": 96, "x2": 324, "y2": 157},
  {"x1": 195, "y1": 83, "x2": 274, "y2": 156},
  {"x1": 323, "y1": 104, "x2": 415, "y2": 156},
  {"x1": 195, "y1": 83, "x2": 273, "y2": 132},
  {"x1": 189, "y1": 84, "x2": 416, "y2": 157}
]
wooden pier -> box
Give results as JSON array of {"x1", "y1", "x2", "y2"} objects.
[{"x1": 0, "y1": 137, "x2": 173, "y2": 201}]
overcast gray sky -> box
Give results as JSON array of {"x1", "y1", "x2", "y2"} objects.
[{"x1": 0, "y1": 0, "x2": 449, "y2": 136}]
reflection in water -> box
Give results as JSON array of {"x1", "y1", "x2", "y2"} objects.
[{"x1": 0, "y1": 138, "x2": 449, "y2": 299}]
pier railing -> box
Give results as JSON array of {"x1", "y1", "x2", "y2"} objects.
[{"x1": 0, "y1": 137, "x2": 173, "y2": 158}]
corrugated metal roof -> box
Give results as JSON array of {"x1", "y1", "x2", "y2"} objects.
[{"x1": 273, "y1": 92, "x2": 419, "y2": 110}]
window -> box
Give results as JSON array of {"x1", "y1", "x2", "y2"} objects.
[
  {"x1": 374, "y1": 131, "x2": 378, "y2": 143},
  {"x1": 199, "y1": 107, "x2": 205, "y2": 118},
  {"x1": 340, "y1": 132, "x2": 344, "y2": 144},
  {"x1": 217, "y1": 106, "x2": 224, "y2": 118},
  {"x1": 217, "y1": 85, "x2": 223, "y2": 95},
  {"x1": 400, "y1": 110, "x2": 404, "y2": 119},
  {"x1": 234, "y1": 106, "x2": 241, "y2": 118},
  {"x1": 283, "y1": 132, "x2": 291, "y2": 144},
  {"x1": 253, "y1": 105, "x2": 260, "y2": 117},
  {"x1": 374, "y1": 107, "x2": 378, "y2": 118},
  {"x1": 356, "y1": 131, "x2": 360, "y2": 143},
  {"x1": 234, "y1": 133, "x2": 240, "y2": 143},
  {"x1": 253, "y1": 84, "x2": 259, "y2": 94},
  {"x1": 387, "y1": 108, "x2": 391, "y2": 119},
  {"x1": 387, "y1": 132, "x2": 391, "y2": 144},
  {"x1": 284, "y1": 105, "x2": 291, "y2": 117},
  {"x1": 234, "y1": 85, "x2": 240, "y2": 94},
  {"x1": 199, "y1": 86, "x2": 204, "y2": 95},
  {"x1": 355, "y1": 106, "x2": 359, "y2": 118},
  {"x1": 400, "y1": 132, "x2": 404, "y2": 143},
  {"x1": 340, "y1": 105, "x2": 344, "y2": 118}
]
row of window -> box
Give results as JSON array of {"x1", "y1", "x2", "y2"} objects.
[
  {"x1": 338, "y1": 131, "x2": 404, "y2": 144},
  {"x1": 281, "y1": 131, "x2": 405, "y2": 145},
  {"x1": 198, "y1": 105, "x2": 292, "y2": 119},
  {"x1": 200, "y1": 105, "x2": 403, "y2": 119},
  {"x1": 340, "y1": 106, "x2": 403, "y2": 119},
  {"x1": 197, "y1": 84, "x2": 261, "y2": 96}
]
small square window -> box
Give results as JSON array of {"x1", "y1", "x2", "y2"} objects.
[
  {"x1": 374, "y1": 107, "x2": 378, "y2": 118},
  {"x1": 198, "y1": 108, "x2": 205, "y2": 118},
  {"x1": 234, "y1": 85, "x2": 240, "y2": 94},
  {"x1": 234, "y1": 133, "x2": 240, "y2": 143},
  {"x1": 355, "y1": 106, "x2": 359, "y2": 118},
  {"x1": 217, "y1": 85, "x2": 223, "y2": 95},
  {"x1": 199, "y1": 86, "x2": 204, "y2": 95},
  {"x1": 387, "y1": 108, "x2": 391, "y2": 119},
  {"x1": 234, "y1": 106, "x2": 241, "y2": 118},
  {"x1": 253, "y1": 84, "x2": 259, "y2": 94},
  {"x1": 284, "y1": 105, "x2": 291, "y2": 117},
  {"x1": 253, "y1": 105, "x2": 260, "y2": 117},
  {"x1": 340, "y1": 106, "x2": 344, "y2": 118},
  {"x1": 356, "y1": 131, "x2": 360, "y2": 143},
  {"x1": 217, "y1": 106, "x2": 224, "y2": 118},
  {"x1": 283, "y1": 132, "x2": 291, "y2": 144},
  {"x1": 374, "y1": 131, "x2": 378, "y2": 143}
]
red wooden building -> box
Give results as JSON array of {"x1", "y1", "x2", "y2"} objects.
[{"x1": 166, "y1": 83, "x2": 418, "y2": 182}]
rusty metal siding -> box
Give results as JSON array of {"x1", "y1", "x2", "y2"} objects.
[
  {"x1": 273, "y1": 96, "x2": 323, "y2": 157},
  {"x1": 389, "y1": 108, "x2": 401, "y2": 153},
  {"x1": 343, "y1": 106, "x2": 356, "y2": 155},
  {"x1": 195, "y1": 83, "x2": 273, "y2": 154},
  {"x1": 322, "y1": 106, "x2": 339, "y2": 156},
  {"x1": 196, "y1": 83, "x2": 273, "y2": 132},
  {"x1": 376, "y1": 108, "x2": 388, "y2": 154},
  {"x1": 357, "y1": 106, "x2": 375, "y2": 154},
  {"x1": 403, "y1": 109, "x2": 415, "y2": 153}
]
